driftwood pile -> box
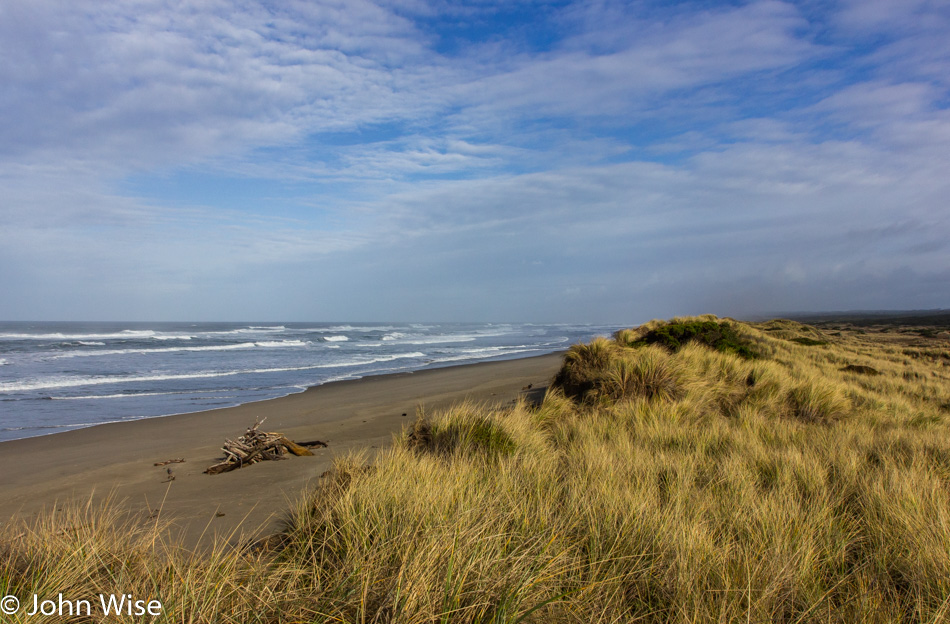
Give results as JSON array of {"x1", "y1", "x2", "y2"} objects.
[{"x1": 205, "y1": 419, "x2": 326, "y2": 475}]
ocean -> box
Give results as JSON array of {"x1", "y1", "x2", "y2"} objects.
[{"x1": 0, "y1": 321, "x2": 618, "y2": 442}]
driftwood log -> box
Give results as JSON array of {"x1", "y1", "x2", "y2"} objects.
[
  {"x1": 205, "y1": 419, "x2": 323, "y2": 475},
  {"x1": 154, "y1": 458, "x2": 186, "y2": 466}
]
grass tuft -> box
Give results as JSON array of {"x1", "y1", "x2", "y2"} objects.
[
  {"x1": 602, "y1": 347, "x2": 680, "y2": 403},
  {"x1": 404, "y1": 404, "x2": 517, "y2": 459},
  {"x1": 788, "y1": 378, "x2": 851, "y2": 422},
  {"x1": 552, "y1": 337, "x2": 618, "y2": 402}
]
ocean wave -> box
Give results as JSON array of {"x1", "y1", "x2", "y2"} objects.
[
  {"x1": 315, "y1": 325, "x2": 360, "y2": 332},
  {"x1": 323, "y1": 335, "x2": 349, "y2": 342},
  {"x1": 397, "y1": 335, "x2": 479, "y2": 345},
  {"x1": 51, "y1": 391, "x2": 184, "y2": 400},
  {"x1": 301, "y1": 325, "x2": 400, "y2": 333},
  {"x1": 458, "y1": 345, "x2": 528, "y2": 355},
  {"x1": 0, "y1": 329, "x2": 194, "y2": 341},
  {"x1": 408, "y1": 336, "x2": 478, "y2": 345},
  {"x1": 382, "y1": 332, "x2": 408, "y2": 341},
  {"x1": 51, "y1": 340, "x2": 307, "y2": 359},
  {"x1": 195, "y1": 327, "x2": 286, "y2": 337},
  {"x1": 254, "y1": 340, "x2": 308, "y2": 348},
  {"x1": 1, "y1": 352, "x2": 427, "y2": 393},
  {"x1": 426, "y1": 347, "x2": 541, "y2": 365},
  {"x1": 0, "y1": 358, "x2": 7, "y2": 366},
  {"x1": 78, "y1": 341, "x2": 106, "y2": 346},
  {"x1": 1, "y1": 416, "x2": 143, "y2": 433},
  {"x1": 50, "y1": 383, "x2": 307, "y2": 401},
  {"x1": 359, "y1": 335, "x2": 479, "y2": 346}
]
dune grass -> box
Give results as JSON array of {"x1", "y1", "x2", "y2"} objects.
[{"x1": 3, "y1": 316, "x2": 950, "y2": 622}]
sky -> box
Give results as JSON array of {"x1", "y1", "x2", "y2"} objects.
[{"x1": 1, "y1": 0, "x2": 948, "y2": 323}]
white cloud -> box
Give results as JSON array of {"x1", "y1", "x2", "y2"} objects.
[
  {"x1": 1, "y1": 0, "x2": 948, "y2": 320},
  {"x1": 452, "y1": 1, "x2": 819, "y2": 123},
  {"x1": 0, "y1": 0, "x2": 443, "y2": 169}
]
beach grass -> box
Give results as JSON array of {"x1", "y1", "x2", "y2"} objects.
[{"x1": 3, "y1": 316, "x2": 950, "y2": 622}]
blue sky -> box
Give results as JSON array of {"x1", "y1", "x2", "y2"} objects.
[{"x1": 1, "y1": 0, "x2": 948, "y2": 322}]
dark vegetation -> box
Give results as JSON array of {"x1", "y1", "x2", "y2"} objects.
[
  {"x1": 789, "y1": 309, "x2": 950, "y2": 327},
  {"x1": 620, "y1": 319, "x2": 757, "y2": 359},
  {"x1": 790, "y1": 336, "x2": 828, "y2": 346}
]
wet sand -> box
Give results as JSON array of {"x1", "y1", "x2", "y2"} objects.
[{"x1": 0, "y1": 353, "x2": 563, "y2": 547}]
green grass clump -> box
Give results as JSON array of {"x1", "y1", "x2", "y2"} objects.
[
  {"x1": 790, "y1": 336, "x2": 829, "y2": 346},
  {"x1": 406, "y1": 404, "x2": 518, "y2": 459},
  {"x1": 631, "y1": 319, "x2": 757, "y2": 359},
  {"x1": 841, "y1": 364, "x2": 880, "y2": 375}
]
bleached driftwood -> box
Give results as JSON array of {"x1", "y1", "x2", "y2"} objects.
[
  {"x1": 205, "y1": 419, "x2": 322, "y2": 475},
  {"x1": 154, "y1": 458, "x2": 186, "y2": 466}
]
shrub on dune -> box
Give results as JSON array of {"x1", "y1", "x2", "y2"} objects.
[{"x1": 634, "y1": 319, "x2": 758, "y2": 359}]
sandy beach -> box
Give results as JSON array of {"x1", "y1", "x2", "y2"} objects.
[{"x1": 0, "y1": 353, "x2": 563, "y2": 548}]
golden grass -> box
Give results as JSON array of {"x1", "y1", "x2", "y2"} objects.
[{"x1": 3, "y1": 316, "x2": 950, "y2": 622}]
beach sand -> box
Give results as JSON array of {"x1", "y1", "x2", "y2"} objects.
[{"x1": 0, "y1": 353, "x2": 563, "y2": 548}]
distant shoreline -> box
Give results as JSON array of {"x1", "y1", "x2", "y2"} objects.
[
  {"x1": 0, "y1": 347, "x2": 571, "y2": 444},
  {"x1": 751, "y1": 309, "x2": 950, "y2": 325},
  {"x1": 0, "y1": 321, "x2": 608, "y2": 444}
]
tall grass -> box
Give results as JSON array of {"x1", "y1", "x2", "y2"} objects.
[{"x1": 3, "y1": 316, "x2": 950, "y2": 622}]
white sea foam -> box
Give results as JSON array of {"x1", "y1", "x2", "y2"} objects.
[
  {"x1": 2, "y1": 420, "x2": 130, "y2": 432},
  {"x1": 300, "y1": 325, "x2": 400, "y2": 333},
  {"x1": 395, "y1": 335, "x2": 477, "y2": 345},
  {"x1": 52, "y1": 391, "x2": 179, "y2": 400},
  {"x1": 198, "y1": 327, "x2": 285, "y2": 337},
  {"x1": 323, "y1": 335, "x2": 349, "y2": 342},
  {"x1": 51, "y1": 386, "x2": 266, "y2": 400},
  {"x1": 78, "y1": 341, "x2": 106, "y2": 346},
  {"x1": 0, "y1": 330, "x2": 183, "y2": 341},
  {"x1": 51, "y1": 340, "x2": 306, "y2": 359},
  {"x1": 382, "y1": 332, "x2": 408, "y2": 341},
  {"x1": 360, "y1": 335, "x2": 478, "y2": 346},
  {"x1": 52, "y1": 344, "x2": 256, "y2": 358},
  {"x1": 1, "y1": 353, "x2": 427, "y2": 393},
  {"x1": 255, "y1": 340, "x2": 308, "y2": 348},
  {"x1": 0, "y1": 358, "x2": 7, "y2": 366},
  {"x1": 426, "y1": 347, "x2": 541, "y2": 365}
]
